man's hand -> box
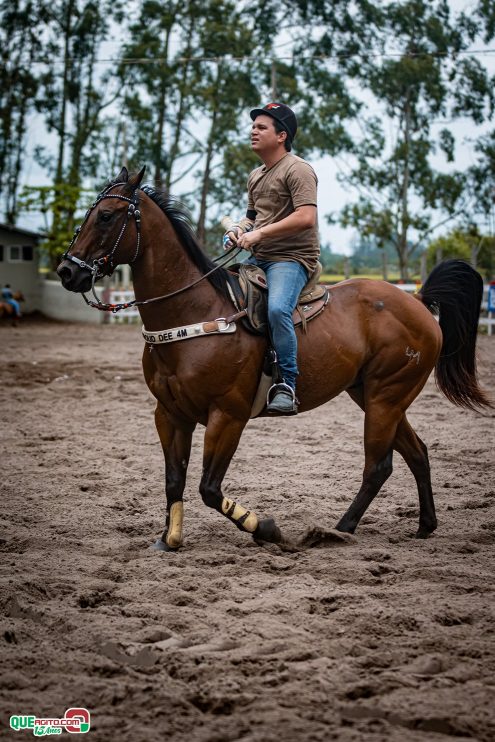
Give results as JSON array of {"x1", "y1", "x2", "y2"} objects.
[
  {"x1": 222, "y1": 227, "x2": 239, "y2": 250},
  {"x1": 221, "y1": 216, "x2": 256, "y2": 250},
  {"x1": 237, "y1": 229, "x2": 262, "y2": 251}
]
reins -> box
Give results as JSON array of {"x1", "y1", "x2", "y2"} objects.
[
  {"x1": 62, "y1": 183, "x2": 241, "y2": 313},
  {"x1": 85, "y1": 244, "x2": 242, "y2": 313}
]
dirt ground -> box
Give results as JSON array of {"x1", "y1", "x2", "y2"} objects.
[{"x1": 1, "y1": 317, "x2": 494, "y2": 742}]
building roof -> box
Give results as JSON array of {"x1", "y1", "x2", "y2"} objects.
[{"x1": 0, "y1": 222, "x2": 44, "y2": 240}]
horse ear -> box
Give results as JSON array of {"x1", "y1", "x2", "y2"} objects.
[
  {"x1": 115, "y1": 166, "x2": 129, "y2": 182},
  {"x1": 128, "y1": 165, "x2": 146, "y2": 190}
]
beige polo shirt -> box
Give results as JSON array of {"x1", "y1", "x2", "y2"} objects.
[{"x1": 247, "y1": 153, "x2": 320, "y2": 274}]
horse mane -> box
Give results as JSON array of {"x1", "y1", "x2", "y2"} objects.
[
  {"x1": 103, "y1": 175, "x2": 232, "y2": 301},
  {"x1": 142, "y1": 184, "x2": 232, "y2": 301}
]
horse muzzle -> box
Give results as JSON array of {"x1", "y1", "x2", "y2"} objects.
[{"x1": 57, "y1": 260, "x2": 93, "y2": 293}]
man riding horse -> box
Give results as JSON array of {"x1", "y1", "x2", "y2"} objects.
[{"x1": 223, "y1": 103, "x2": 319, "y2": 415}]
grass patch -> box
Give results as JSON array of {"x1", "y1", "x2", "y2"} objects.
[{"x1": 320, "y1": 273, "x2": 421, "y2": 284}]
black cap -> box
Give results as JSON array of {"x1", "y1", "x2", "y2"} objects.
[{"x1": 250, "y1": 103, "x2": 297, "y2": 144}]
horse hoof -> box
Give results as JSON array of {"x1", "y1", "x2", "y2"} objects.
[
  {"x1": 253, "y1": 517, "x2": 282, "y2": 544},
  {"x1": 415, "y1": 529, "x2": 433, "y2": 539},
  {"x1": 149, "y1": 538, "x2": 179, "y2": 553},
  {"x1": 335, "y1": 521, "x2": 356, "y2": 534}
]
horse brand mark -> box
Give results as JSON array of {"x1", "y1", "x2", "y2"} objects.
[{"x1": 406, "y1": 346, "x2": 421, "y2": 365}]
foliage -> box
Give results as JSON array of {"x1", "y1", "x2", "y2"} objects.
[
  {"x1": 0, "y1": 0, "x2": 49, "y2": 222},
  {"x1": 18, "y1": 184, "x2": 93, "y2": 268},
  {"x1": 426, "y1": 227, "x2": 494, "y2": 279},
  {"x1": 332, "y1": 0, "x2": 494, "y2": 278},
  {"x1": 2, "y1": 0, "x2": 495, "y2": 276},
  {"x1": 467, "y1": 128, "x2": 495, "y2": 226}
]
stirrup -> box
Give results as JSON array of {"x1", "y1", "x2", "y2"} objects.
[{"x1": 266, "y1": 383, "x2": 298, "y2": 415}]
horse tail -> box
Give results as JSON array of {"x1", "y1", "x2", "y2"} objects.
[{"x1": 419, "y1": 259, "x2": 491, "y2": 410}]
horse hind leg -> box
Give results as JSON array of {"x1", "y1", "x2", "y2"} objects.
[
  {"x1": 394, "y1": 417, "x2": 437, "y2": 539},
  {"x1": 336, "y1": 387, "x2": 400, "y2": 534}
]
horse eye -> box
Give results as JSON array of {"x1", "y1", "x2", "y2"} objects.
[{"x1": 100, "y1": 211, "x2": 112, "y2": 223}]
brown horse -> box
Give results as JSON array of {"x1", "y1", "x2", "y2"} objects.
[{"x1": 57, "y1": 168, "x2": 490, "y2": 551}]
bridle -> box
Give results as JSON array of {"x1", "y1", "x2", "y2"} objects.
[
  {"x1": 62, "y1": 182, "x2": 241, "y2": 313},
  {"x1": 62, "y1": 182, "x2": 142, "y2": 309}
]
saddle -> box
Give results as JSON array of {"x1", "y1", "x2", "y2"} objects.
[{"x1": 227, "y1": 261, "x2": 329, "y2": 336}]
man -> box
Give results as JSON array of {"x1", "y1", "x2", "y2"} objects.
[{"x1": 224, "y1": 103, "x2": 319, "y2": 414}]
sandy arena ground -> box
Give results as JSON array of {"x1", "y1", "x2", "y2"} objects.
[{"x1": 0, "y1": 317, "x2": 494, "y2": 742}]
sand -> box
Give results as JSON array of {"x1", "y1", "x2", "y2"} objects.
[{"x1": 1, "y1": 318, "x2": 494, "y2": 741}]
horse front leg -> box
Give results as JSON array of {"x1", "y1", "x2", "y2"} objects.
[
  {"x1": 200, "y1": 408, "x2": 283, "y2": 545},
  {"x1": 151, "y1": 402, "x2": 195, "y2": 552}
]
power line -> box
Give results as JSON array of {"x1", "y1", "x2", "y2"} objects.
[{"x1": 25, "y1": 48, "x2": 495, "y2": 66}]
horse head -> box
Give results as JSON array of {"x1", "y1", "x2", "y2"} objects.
[{"x1": 57, "y1": 166, "x2": 146, "y2": 293}]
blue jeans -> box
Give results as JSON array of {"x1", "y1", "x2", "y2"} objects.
[{"x1": 245, "y1": 257, "x2": 308, "y2": 390}]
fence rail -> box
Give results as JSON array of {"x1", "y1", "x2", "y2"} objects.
[
  {"x1": 108, "y1": 290, "x2": 140, "y2": 323},
  {"x1": 108, "y1": 284, "x2": 495, "y2": 334}
]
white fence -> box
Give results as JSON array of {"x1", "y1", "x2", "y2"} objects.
[
  {"x1": 107, "y1": 290, "x2": 140, "y2": 324},
  {"x1": 106, "y1": 283, "x2": 495, "y2": 334},
  {"x1": 38, "y1": 280, "x2": 495, "y2": 333},
  {"x1": 480, "y1": 283, "x2": 495, "y2": 336},
  {"x1": 41, "y1": 280, "x2": 104, "y2": 324}
]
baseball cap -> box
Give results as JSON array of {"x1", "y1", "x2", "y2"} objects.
[{"x1": 250, "y1": 103, "x2": 298, "y2": 144}]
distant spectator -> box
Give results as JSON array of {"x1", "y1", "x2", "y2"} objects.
[{"x1": 1, "y1": 284, "x2": 22, "y2": 319}]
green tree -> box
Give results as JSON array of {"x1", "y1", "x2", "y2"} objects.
[
  {"x1": 0, "y1": 0, "x2": 49, "y2": 223},
  {"x1": 18, "y1": 183, "x2": 93, "y2": 268},
  {"x1": 426, "y1": 227, "x2": 494, "y2": 279},
  {"x1": 33, "y1": 0, "x2": 122, "y2": 250},
  {"x1": 119, "y1": 0, "x2": 279, "y2": 248},
  {"x1": 332, "y1": 1, "x2": 494, "y2": 279}
]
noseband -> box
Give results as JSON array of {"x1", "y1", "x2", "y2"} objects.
[{"x1": 62, "y1": 182, "x2": 141, "y2": 306}]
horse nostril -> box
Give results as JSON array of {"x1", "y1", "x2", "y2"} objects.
[{"x1": 57, "y1": 264, "x2": 73, "y2": 283}]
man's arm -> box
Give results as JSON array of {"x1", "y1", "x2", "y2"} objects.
[{"x1": 237, "y1": 205, "x2": 316, "y2": 250}]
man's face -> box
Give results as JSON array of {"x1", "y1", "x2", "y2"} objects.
[{"x1": 251, "y1": 115, "x2": 286, "y2": 155}]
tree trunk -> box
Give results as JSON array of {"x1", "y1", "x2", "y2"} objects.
[
  {"x1": 398, "y1": 91, "x2": 411, "y2": 281},
  {"x1": 344, "y1": 257, "x2": 350, "y2": 279},
  {"x1": 196, "y1": 65, "x2": 222, "y2": 245},
  {"x1": 52, "y1": 0, "x2": 75, "y2": 239},
  {"x1": 154, "y1": 28, "x2": 171, "y2": 185},
  {"x1": 381, "y1": 249, "x2": 388, "y2": 280},
  {"x1": 55, "y1": 0, "x2": 75, "y2": 186},
  {"x1": 166, "y1": 13, "x2": 194, "y2": 190},
  {"x1": 470, "y1": 239, "x2": 482, "y2": 270}
]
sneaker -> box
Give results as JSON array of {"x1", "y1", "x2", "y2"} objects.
[{"x1": 266, "y1": 383, "x2": 298, "y2": 415}]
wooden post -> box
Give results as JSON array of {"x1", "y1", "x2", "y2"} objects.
[
  {"x1": 344, "y1": 257, "x2": 350, "y2": 280},
  {"x1": 420, "y1": 252, "x2": 427, "y2": 284}
]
